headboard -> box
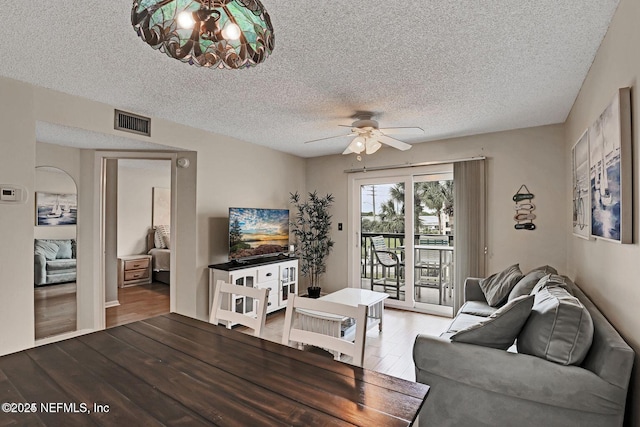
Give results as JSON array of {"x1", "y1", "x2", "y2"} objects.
[{"x1": 146, "y1": 228, "x2": 156, "y2": 252}]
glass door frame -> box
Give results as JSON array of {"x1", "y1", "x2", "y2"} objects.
[
  {"x1": 349, "y1": 173, "x2": 414, "y2": 310},
  {"x1": 348, "y1": 164, "x2": 454, "y2": 315},
  {"x1": 412, "y1": 172, "x2": 454, "y2": 317}
]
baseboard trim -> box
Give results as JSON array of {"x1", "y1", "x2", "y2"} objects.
[
  {"x1": 35, "y1": 328, "x2": 95, "y2": 347},
  {"x1": 105, "y1": 300, "x2": 120, "y2": 308}
]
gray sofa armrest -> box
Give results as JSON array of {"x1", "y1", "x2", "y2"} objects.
[
  {"x1": 464, "y1": 277, "x2": 487, "y2": 303},
  {"x1": 34, "y1": 253, "x2": 46, "y2": 285},
  {"x1": 413, "y1": 334, "x2": 627, "y2": 415}
]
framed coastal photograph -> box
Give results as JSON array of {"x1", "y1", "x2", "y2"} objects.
[
  {"x1": 588, "y1": 87, "x2": 632, "y2": 243},
  {"x1": 36, "y1": 192, "x2": 77, "y2": 226},
  {"x1": 572, "y1": 130, "x2": 590, "y2": 239}
]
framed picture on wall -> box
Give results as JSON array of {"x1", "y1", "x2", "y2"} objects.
[
  {"x1": 36, "y1": 192, "x2": 77, "y2": 226},
  {"x1": 572, "y1": 130, "x2": 591, "y2": 239},
  {"x1": 152, "y1": 187, "x2": 171, "y2": 227},
  {"x1": 588, "y1": 87, "x2": 632, "y2": 243}
]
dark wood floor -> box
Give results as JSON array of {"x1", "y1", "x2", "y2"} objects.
[{"x1": 34, "y1": 282, "x2": 77, "y2": 340}]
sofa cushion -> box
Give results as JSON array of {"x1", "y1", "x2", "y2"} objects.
[
  {"x1": 450, "y1": 295, "x2": 534, "y2": 350},
  {"x1": 34, "y1": 240, "x2": 60, "y2": 261},
  {"x1": 459, "y1": 301, "x2": 497, "y2": 317},
  {"x1": 55, "y1": 240, "x2": 73, "y2": 259},
  {"x1": 479, "y1": 264, "x2": 523, "y2": 306},
  {"x1": 445, "y1": 313, "x2": 486, "y2": 335},
  {"x1": 508, "y1": 265, "x2": 558, "y2": 301},
  {"x1": 531, "y1": 274, "x2": 575, "y2": 296},
  {"x1": 46, "y1": 259, "x2": 76, "y2": 271},
  {"x1": 517, "y1": 285, "x2": 593, "y2": 365}
]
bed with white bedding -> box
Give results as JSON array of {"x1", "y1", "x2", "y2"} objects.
[{"x1": 147, "y1": 226, "x2": 170, "y2": 285}]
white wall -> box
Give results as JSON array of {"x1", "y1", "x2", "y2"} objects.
[
  {"x1": 117, "y1": 160, "x2": 171, "y2": 257},
  {"x1": 0, "y1": 75, "x2": 306, "y2": 355},
  {"x1": 306, "y1": 124, "x2": 566, "y2": 294},
  {"x1": 0, "y1": 77, "x2": 36, "y2": 354},
  {"x1": 30, "y1": 84, "x2": 304, "y2": 327},
  {"x1": 564, "y1": 0, "x2": 640, "y2": 422}
]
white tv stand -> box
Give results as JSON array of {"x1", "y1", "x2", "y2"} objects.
[{"x1": 208, "y1": 255, "x2": 298, "y2": 327}]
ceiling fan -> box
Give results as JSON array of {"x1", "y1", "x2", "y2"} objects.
[{"x1": 304, "y1": 113, "x2": 425, "y2": 155}]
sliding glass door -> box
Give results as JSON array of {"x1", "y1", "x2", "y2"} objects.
[
  {"x1": 358, "y1": 177, "x2": 412, "y2": 306},
  {"x1": 412, "y1": 173, "x2": 454, "y2": 315},
  {"x1": 349, "y1": 166, "x2": 454, "y2": 316}
]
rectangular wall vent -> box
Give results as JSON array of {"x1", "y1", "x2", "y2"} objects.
[{"x1": 114, "y1": 109, "x2": 151, "y2": 136}]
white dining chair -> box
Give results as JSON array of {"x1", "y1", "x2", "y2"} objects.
[
  {"x1": 209, "y1": 280, "x2": 269, "y2": 338},
  {"x1": 282, "y1": 294, "x2": 368, "y2": 367}
]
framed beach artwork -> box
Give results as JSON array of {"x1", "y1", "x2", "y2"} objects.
[
  {"x1": 36, "y1": 192, "x2": 77, "y2": 226},
  {"x1": 588, "y1": 87, "x2": 632, "y2": 244},
  {"x1": 572, "y1": 130, "x2": 590, "y2": 239}
]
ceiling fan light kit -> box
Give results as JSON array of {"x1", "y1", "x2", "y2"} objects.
[
  {"x1": 131, "y1": 0, "x2": 275, "y2": 70},
  {"x1": 306, "y1": 113, "x2": 424, "y2": 157}
]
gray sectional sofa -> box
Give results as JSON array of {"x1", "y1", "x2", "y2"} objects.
[
  {"x1": 34, "y1": 239, "x2": 77, "y2": 286},
  {"x1": 413, "y1": 269, "x2": 634, "y2": 427}
]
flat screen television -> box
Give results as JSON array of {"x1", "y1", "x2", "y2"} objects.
[{"x1": 228, "y1": 207, "x2": 290, "y2": 260}]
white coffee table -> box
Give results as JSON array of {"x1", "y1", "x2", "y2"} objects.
[{"x1": 296, "y1": 288, "x2": 389, "y2": 351}]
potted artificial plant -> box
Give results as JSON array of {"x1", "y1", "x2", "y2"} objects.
[{"x1": 289, "y1": 191, "x2": 335, "y2": 298}]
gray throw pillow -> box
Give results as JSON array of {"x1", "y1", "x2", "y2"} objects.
[
  {"x1": 34, "y1": 239, "x2": 59, "y2": 261},
  {"x1": 479, "y1": 264, "x2": 523, "y2": 306},
  {"x1": 56, "y1": 240, "x2": 73, "y2": 259},
  {"x1": 451, "y1": 294, "x2": 534, "y2": 350},
  {"x1": 517, "y1": 285, "x2": 593, "y2": 365},
  {"x1": 508, "y1": 265, "x2": 558, "y2": 301}
]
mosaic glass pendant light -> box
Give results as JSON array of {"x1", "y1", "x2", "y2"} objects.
[{"x1": 132, "y1": 0, "x2": 275, "y2": 69}]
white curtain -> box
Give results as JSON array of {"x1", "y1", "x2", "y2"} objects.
[{"x1": 453, "y1": 159, "x2": 486, "y2": 313}]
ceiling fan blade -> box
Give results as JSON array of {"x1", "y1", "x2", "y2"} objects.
[
  {"x1": 378, "y1": 127, "x2": 424, "y2": 135},
  {"x1": 303, "y1": 133, "x2": 356, "y2": 144},
  {"x1": 377, "y1": 135, "x2": 412, "y2": 151}
]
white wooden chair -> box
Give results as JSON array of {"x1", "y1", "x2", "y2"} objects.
[
  {"x1": 281, "y1": 294, "x2": 368, "y2": 367},
  {"x1": 209, "y1": 280, "x2": 269, "y2": 338}
]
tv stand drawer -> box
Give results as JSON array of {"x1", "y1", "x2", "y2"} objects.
[{"x1": 257, "y1": 265, "x2": 279, "y2": 283}]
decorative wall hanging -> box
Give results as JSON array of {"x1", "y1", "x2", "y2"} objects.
[
  {"x1": 152, "y1": 187, "x2": 171, "y2": 227},
  {"x1": 572, "y1": 130, "x2": 591, "y2": 239},
  {"x1": 588, "y1": 87, "x2": 632, "y2": 243},
  {"x1": 36, "y1": 192, "x2": 77, "y2": 226},
  {"x1": 131, "y1": 0, "x2": 275, "y2": 70},
  {"x1": 513, "y1": 185, "x2": 535, "y2": 230}
]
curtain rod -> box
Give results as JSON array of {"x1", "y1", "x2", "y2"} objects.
[{"x1": 343, "y1": 156, "x2": 486, "y2": 174}]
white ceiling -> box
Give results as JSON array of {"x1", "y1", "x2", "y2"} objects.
[{"x1": 1, "y1": 1, "x2": 620, "y2": 157}]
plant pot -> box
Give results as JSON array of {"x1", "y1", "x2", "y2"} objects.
[{"x1": 307, "y1": 287, "x2": 322, "y2": 299}]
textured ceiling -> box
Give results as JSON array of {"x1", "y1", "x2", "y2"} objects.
[{"x1": 1, "y1": 1, "x2": 620, "y2": 157}]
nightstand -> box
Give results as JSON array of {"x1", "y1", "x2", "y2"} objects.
[{"x1": 118, "y1": 254, "x2": 152, "y2": 287}]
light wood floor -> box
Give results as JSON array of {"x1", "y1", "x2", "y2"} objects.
[
  {"x1": 35, "y1": 282, "x2": 170, "y2": 339},
  {"x1": 240, "y1": 307, "x2": 451, "y2": 381},
  {"x1": 106, "y1": 282, "x2": 170, "y2": 328}
]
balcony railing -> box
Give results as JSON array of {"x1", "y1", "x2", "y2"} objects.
[{"x1": 361, "y1": 232, "x2": 454, "y2": 305}]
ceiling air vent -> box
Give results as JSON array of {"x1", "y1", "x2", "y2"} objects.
[{"x1": 114, "y1": 109, "x2": 151, "y2": 136}]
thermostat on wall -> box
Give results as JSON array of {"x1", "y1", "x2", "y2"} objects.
[{"x1": 0, "y1": 185, "x2": 27, "y2": 204}]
